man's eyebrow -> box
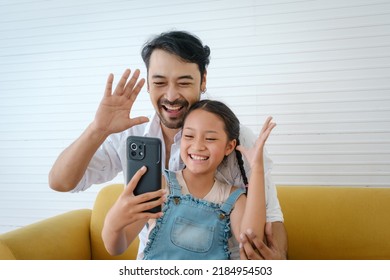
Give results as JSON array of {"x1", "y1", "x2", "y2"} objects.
[
  {"x1": 177, "y1": 75, "x2": 194, "y2": 80},
  {"x1": 150, "y1": 75, "x2": 194, "y2": 80},
  {"x1": 151, "y1": 74, "x2": 165, "y2": 79}
]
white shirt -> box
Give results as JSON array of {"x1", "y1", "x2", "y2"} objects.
[{"x1": 73, "y1": 112, "x2": 284, "y2": 258}]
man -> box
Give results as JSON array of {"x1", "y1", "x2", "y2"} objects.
[{"x1": 49, "y1": 31, "x2": 287, "y2": 260}]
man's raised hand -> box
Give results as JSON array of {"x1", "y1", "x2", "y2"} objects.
[{"x1": 93, "y1": 69, "x2": 149, "y2": 136}]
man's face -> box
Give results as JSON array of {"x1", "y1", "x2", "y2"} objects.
[{"x1": 147, "y1": 49, "x2": 206, "y2": 130}]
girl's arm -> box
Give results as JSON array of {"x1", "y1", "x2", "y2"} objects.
[
  {"x1": 101, "y1": 166, "x2": 166, "y2": 255},
  {"x1": 231, "y1": 117, "x2": 276, "y2": 256},
  {"x1": 230, "y1": 163, "x2": 266, "y2": 250},
  {"x1": 240, "y1": 160, "x2": 267, "y2": 240}
]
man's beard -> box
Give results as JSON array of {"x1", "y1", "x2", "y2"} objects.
[{"x1": 158, "y1": 99, "x2": 189, "y2": 129}]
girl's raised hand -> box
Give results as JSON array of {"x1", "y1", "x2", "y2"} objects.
[{"x1": 236, "y1": 116, "x2": 276, "y2": 168}]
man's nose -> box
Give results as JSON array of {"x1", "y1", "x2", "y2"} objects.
[{"x1": 165, "y1": 84, "x2": 179, "y2": 102}]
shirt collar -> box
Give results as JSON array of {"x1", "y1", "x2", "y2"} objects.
[
  {"x1": 144, "y1": 112, "x2": 182, "y2": 143},
  {"x1": 143, "y1": 112, "x2": 163, "y2": 137}
]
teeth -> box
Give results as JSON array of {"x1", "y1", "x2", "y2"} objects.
[
  {"x1": 190, "y1": 154, "x2": 208, "y2": 161},
  {"x1": 164, "y1": 105, "x2": 181, "y2": 111}
]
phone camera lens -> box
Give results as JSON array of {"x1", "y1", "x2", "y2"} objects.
[{"x1": 130, "y1": 143, "x2": 137, "y2": 151}]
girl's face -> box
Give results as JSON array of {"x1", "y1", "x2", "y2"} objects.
[{"x1": 180, "y1": 109, "x2": 236, "y2": 176}]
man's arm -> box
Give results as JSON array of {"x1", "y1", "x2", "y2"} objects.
[
  {"x1": 48, "y1": 124, "x2": 108, "y2": 192},
  {"x1": 48, "y1": 69, "x2": 147, "y2": 192},
  {"x1": 273, "y1": 222, "x2": 288, "y2": 259}
]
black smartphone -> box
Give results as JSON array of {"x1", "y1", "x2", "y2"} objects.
[{"x1": 126, "y1": 136, "x2": 162, "y2": 213}]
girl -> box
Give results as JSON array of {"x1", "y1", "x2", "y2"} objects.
[{"x1": 102, "y1": 100, "x2": 276, "y2": 259}]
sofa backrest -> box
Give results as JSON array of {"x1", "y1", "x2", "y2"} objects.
[
  {"x1": 277, "y1": 186, "x2": 390, "y2": 260},
  {"x1": 90, "y1": 184, "x2": 139, "y2": 260},
  {"x1": 92, "y1": 184, "x2": 390, "y2": 260}
]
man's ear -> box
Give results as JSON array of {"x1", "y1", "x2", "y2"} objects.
[
  {"x1": 225, "y1": 139, "x2": 237, "y2": 156},
  {"x1": 201, "y1": 71, "x2": 207, "y2": 92}
]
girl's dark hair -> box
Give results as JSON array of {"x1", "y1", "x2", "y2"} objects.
[
  {"x1": 184, "y1": 100, "x2": 248, "y2": 186},
  {"x1": 141, "y1": 31, "x2": 210, "y2": 83}
]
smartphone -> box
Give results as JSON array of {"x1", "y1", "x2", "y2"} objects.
[{"x1": 126, "y1": 136, "x2": 162, "y2": 213}]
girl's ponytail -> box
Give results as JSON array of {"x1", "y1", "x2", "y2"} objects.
[{"x1": 235, "y1": 138, "x2": 248, "y2": 187}]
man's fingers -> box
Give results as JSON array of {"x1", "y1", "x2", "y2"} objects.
[
  {"x1": 128, "y1": 116, "x2": 150, "y2": 128},
  {"x1": 239, "y1": 243, "x2": 248, "y2": 260},
  {"x1": 104, "y1": 73, "x2": 114, "y2": 97},
  {"x1": 123, "y1": 69, "x2": 142, "y2": 97},
  {"x1": 245, "y1": 229, "x2": 263, "y2": 251},
  {"x1": 264, "y1": 222, "x2": 274, "y2": 246},
  {"x1": 240, "y1": 232, "x2": 263, "y2": 260},
  {"x1": 113, "y1": 69, "x2": 131, "y2": 96},
  {"x1": 127, "y1": 78, "x2": 145, "y2": 101},
  {"x1": 239, "y1": 233, "x2": 249, "y2": 260},
  {"x1": 104, "y1": 69, "x2": 145, "y2": 99},
  {"x1": 246, "y1": 229, "x2": 272, "y2": 260}
]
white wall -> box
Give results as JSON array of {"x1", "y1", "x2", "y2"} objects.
[{"x1": 1, "y1": 0, "x2": 389, "y2": 233}]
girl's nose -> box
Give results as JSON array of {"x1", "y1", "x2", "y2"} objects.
[{"x1": 192, "y1": 138, "x2": 205, "y2": 151}]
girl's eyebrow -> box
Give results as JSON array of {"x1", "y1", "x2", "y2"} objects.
[{"x1": 183, "y1": 127, "x2": 218, "y2": 134}]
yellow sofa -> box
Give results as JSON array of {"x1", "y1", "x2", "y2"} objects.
[
  {"x1": 0, "y1": 185, "x2": 138, "y2": 260},
  {"x1": 1, "y1": 184, "x2": 389, "y2": 260}
]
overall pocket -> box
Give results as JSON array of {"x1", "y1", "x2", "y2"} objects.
[{"x1": 171, "y1": 216, "x2": 215, "y2": 253}]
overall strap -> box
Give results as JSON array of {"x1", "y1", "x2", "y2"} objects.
[
  {"x1": 163, "y1": 169, "x2": 182, "y2": 196},
  {"x1": 220, "y1": 188, "x2": 246, "y2": 215}
]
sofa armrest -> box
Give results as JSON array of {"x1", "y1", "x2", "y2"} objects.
[
  {"x1": 0, "y1": 240, "x2": 15, "y2": 259},
  {"x1": 0, "y1": 209, "x2": 92, "y2": 260}
]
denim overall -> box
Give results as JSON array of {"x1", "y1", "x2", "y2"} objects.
[{"x1": 143, "y1": 170, "x2": 246, "y2": 260}]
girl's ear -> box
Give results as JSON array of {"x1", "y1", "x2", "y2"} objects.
[{"x1": 225, "y1": 139, "x2": 237, "y2": 156}]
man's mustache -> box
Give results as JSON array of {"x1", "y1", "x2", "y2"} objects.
[{"x1": 159, "y1": 99, "x2": 188, "y2": 107}]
